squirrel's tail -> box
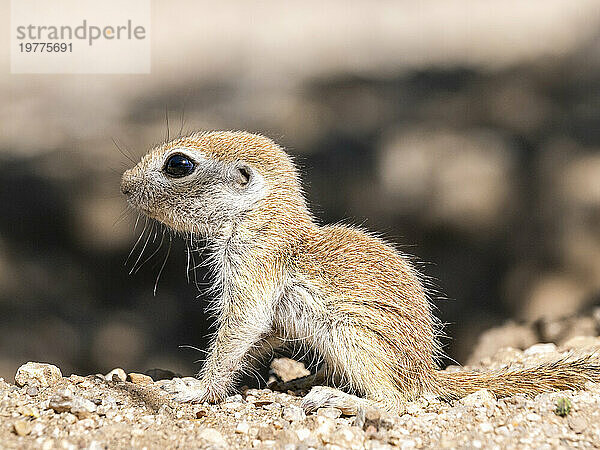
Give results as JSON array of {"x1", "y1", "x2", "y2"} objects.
[{"x1": 434, "y1": 353, "x2": 600, "y2": 400}]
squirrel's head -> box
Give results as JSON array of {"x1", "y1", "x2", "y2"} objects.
[{"x1": 121, "y1": 131, "x2": 309, "y2": 238}]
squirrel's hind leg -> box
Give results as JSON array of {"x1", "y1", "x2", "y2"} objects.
[
  {"x1": 301, "y1": 386, "x2": 374, "y2": 415},
  {"x1": 301, "y1": 385, "x2": 408, "y2": 414}
]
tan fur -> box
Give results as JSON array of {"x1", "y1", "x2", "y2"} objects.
[{"x1": 121, "y1": 130, "x2": 600, "y2": 413}]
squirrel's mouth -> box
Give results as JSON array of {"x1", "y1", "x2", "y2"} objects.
[
  {"x1": 130, "y1": 204, "x2": 196, "y2": 235},
  {"x1": 124, "y1": 194, "x2": 163, "y2": 225},
  {"x1": 130, "y1": 202, "x2": 164, "y2": 224}
]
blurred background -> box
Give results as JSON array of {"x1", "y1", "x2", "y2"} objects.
[{"x1": 2, "y1": 0, "x2": 600, "y2": 382}]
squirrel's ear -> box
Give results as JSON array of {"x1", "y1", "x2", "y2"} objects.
[{"x1": 233, "y1": 164, "x2": 252, "y2": 188}]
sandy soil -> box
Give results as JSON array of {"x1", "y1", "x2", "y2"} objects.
[{"x1": 2, "y1": 336, "x2": 600, "y2": 449}]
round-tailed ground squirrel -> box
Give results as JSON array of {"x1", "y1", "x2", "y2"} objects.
[{"x1": 121, "y1": 130, "x2": 600, "y2": 413}]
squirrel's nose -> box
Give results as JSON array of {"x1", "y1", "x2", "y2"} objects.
[{"x1": 120, "y1": 171, "x2": 133, "y2": 195}]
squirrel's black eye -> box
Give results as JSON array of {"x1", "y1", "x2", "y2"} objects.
[{"x1": 164, "y1": 154, "x2": 195, "y2": 178}]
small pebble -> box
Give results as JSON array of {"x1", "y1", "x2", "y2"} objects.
[
  {"x1": 30, "y1": 422, "x2": 46, "y2": 436},
  {"x1": 26, "y1": 386, "x2": 39, "y2": 396},
  {"x1": 568, "y1": 416, "x2": 588, "y2": 434},
  {"x1": 356, "y1": 406, "x2": 391, "y2": 430},
  {"x1": 71, "y1": 398, "x2": 97, "y2": 419},
  {"x1": 18, "y1": 406, "x2": 40, "y2": 418},
  {"x1": 75, "y1": 418, "x2": 96, "y2": 430},
  {"x1": 296, "y1": 428, "x2": 311, "y2": 441},
  {"x1": 105, "y1": 368, "x2": 126, "y2": 382},
  {"x1": 269, "y1": 358, "x2": 310, "y2": 382},
  {"x1": 263, "y1": 402, "x2": 281, "y2": 411},
  {"x1": 282, "y1": 405, "x2": 306, "y2": 422},
  {"x1": 226, "y1": 394, "x2": 244, "y2": 403},
  {"x1": 49, "y1": 388, "x2": 74, "y2": 413},
  {"x1": 257, "y1": 426, "x2": 275, "y2": 441},
  {"x1": 314, "y1": 415, "x2": 336, "y2": 438},
  {"x1": 273, "y1": 418, "x2": 289, "y2": 430},
  {"x1": 252, "y1": 400, "x2": 273, "y2": 407},
  {"x1": 274, "y1": 429, "x2": 299, "y2": 445},
  {"x1": 48, "y1": 389, "x2": 97, "y2": 418},
  {"x1": 198, "y1": 428, "x2": 227, "y2": 446},
  {"x1": 317, "y1": 407, "x2": 342, "y2": 419},
  {"x1": 328, "y1": 426, "x2": 362, "y2": 447},
  {"x1": 222, "y1": 402, "x2": 244, "y2": 410},
  {"x1": 496, "y1": 426, "x2": 510, "y2": 436},
  {"x1": 479, "y1": 422, "x2": 493, "y2": 433},
  {"x1": 459, "y1": 389, "x2": 496, "y2": 410},
  {"x1": 15, "y1": 362, "x2": 62, "y2": 388},
  {"x1": 235, "y1": 421, "x2": 250, "y2": 434},
  {"x1": 524, "y1": 343, "x2": 557, "y2": 355},
  {"x1": 126, "y1": 373, "x2": 153, "y2": 385},
  {"x1": 69, "y1": 375, "x2": 87, "y2": 384},
  {"x1": 13, "y1": 420, "x2": 32, "y2": 436}
]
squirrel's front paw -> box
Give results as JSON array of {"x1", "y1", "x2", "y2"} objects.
[{"x1": 159, "y1": 377, "x2": 223, "y2": 404}]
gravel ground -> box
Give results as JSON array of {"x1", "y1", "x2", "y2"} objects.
[{"x1": 1, "y1": 338, "x2": 600, "y2": 449}]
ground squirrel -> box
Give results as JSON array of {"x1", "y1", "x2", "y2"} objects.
[{"x1": 121, "y1": 130, "x2": 600, "y2": 413}]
